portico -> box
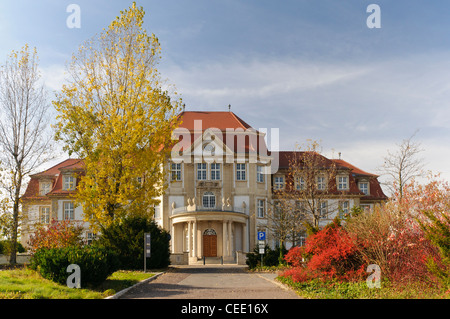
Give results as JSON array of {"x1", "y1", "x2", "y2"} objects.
[{"x1": 170, "y1": 209, "x2": 249, "y2": 264}]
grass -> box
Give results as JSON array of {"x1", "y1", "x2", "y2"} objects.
[
  {"x1": 277, "y1": 275, "x2": 450, "y2": 299},
  {"x1": 0, "y1": 267, "x2": 155, "y2": 299}
]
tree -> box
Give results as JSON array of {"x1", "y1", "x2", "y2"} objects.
[
  {"x1": 96, "y1": 215, "x2": 170, "y2": 270},
  {"x1": 54, "y1": 3, "x2": 182, "y2": 232},
  {"x1": 380, "y1": 132, "x2": 425, "y2": 199},
  {"x1": 0, "y1": 45, "x2": 53, "y2": 264},
  {"x1": 273, "y1": 141, "x2": 338, "y2": 229}
]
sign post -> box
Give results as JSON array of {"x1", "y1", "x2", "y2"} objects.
[
  {"x1": 257, "y1": 231, "x2": 266, "y2": 267},
  {"x1": 144, "y1": 233, "x2": 151, "y2": 273}
]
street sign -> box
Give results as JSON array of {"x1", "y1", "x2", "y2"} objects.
[
  {"x1": 145, "y1": 233, "x2": 151, "y2": 258},
  {"x1": 258, "y1": 240, "x2": 265, "y2": 255},
  {"x1": 257, "y1": 231, "x2": 266, "y2": 241},
  {"x1": 144, "y1": 233, "x2": 151, "y2": 273}
]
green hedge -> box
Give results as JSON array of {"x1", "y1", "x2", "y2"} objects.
[
  {"x1": 29, "y1": 246, "x2": 120, "y2": 288},
  {"x1": 96, "y1": 216, "x2": 170, "y2": 270},
  {"x1": 0, "y1": 240, "x2": 25, "y2": 255},
  {"x1": 246, "y1": 245, "x2": 288, "y2": 269}
]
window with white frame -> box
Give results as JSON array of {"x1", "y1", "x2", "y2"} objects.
[
  {"x1": 317, "y1": 176, "x2": 326, "y2": 190},
  {"x1": 339, "y1": 201, "x2": 350, "y2": 219},
  {"x1": 274, "y1": 176, "x2": 284, "y2": 190},
  {"x1": 256, "y1": 165, "x2": 264, "y2": 183},
  {"x1": 86, "y1": 232, "x2": 96, "y2": 245},
  {"x1": 171, "y1": 163, "x2": 182, "y2": 181},
  {"x1": 236, "y1": 163, "x2": 246, "y2": 181},
  {"x1": 202, "y1": 191, "x2": 216, "y2": 208},
  {"x1": 197, "y1": 163, "x2": 207, "y2": 180},
  {"x1": 211, "y1": 163, "x2": 221, "y2": 180},
  {"x1": 337, "y1": 176, "x2": 348, "y2": 190},
  {"x1": 40, "y1": 207, "x2": 50, "y2": 224},
  {"x1": 257, "y1": 199, "x2": 265, "y2": 218},
  {"x1": 298, "y1": 231, "x2": 307, "y2": 246},
  {"x1": 39, "y1": 182, "x2": 51, "y2": 196},
  {"x1": 63, "y1": 202, "x2": 74, "y2": 220},
  {"x1": 318, "y1": 201, "x2": 328, "y2": 217},
  {"x1": 296, "y1": 177, "x2": 305, "y2": 190},
  {"x1": 359, "y1": 182, "x2": 369, "y2": 195},
  {"x1": 63, "y1": 175, "x2": 75, "y2": 190}
]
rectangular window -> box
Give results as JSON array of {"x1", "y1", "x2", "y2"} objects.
[
  {"x1": 339, "y1": 201, "x2": 350, "y2": 219},
  {"x1": 39, "y1": 182, "x2": 51, "y2": 196},
  {"x1": 318, "y1": 201, "x2": 328, "y2": 217},
  {"x1": 211, "y1": 163, "x2": 221, "y2": 180},
  {"x1": 236, "y1": 163, "x2": 246, "y2": 181},
  {"x1": 296, "y1": 177, "x2": 305, "y2": 190},
  {"x1": 338, "y1": 176, "x2": 348, "y2": 190},
  {"x1": 63, "y1": 202, "x2": 74, "y2": 220},
  {"x1": 63, "y1": 175, "x2": 75, "y2": 190},
  {"x1": 171, "y1": 163, "x2": 182, "y2": 181},
  {"x1": 359, "y1": 182, "x2": 369, "y2": 195},
  {"x1": 317, "y1": 176, "x2": 326, "y2": 190},
  {"x1": 197, "y1": 163, "x2": 207, "y2": 180},
  {"x1": 256, "y1": 165, "x2": 264, "y2": 183},
  {"x1": 274, "y1": 176, "x2": 284, "y2": 190},
  {"x1": 257, "y1": 199, "x2": 265, "y2": 218},
  {"x1": 86, "y1": 232, "x2": 96, "y2": 245},
  {"x1": 40, "y1": 207, "x2": 50, "y2": 224},
  {"x1": 298, "y1": 231, "x2": 307, "y2": 246}
]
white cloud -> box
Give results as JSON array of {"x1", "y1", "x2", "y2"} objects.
[
  {"x1": 40, "y1": 64, "x2": 68, "y2": 92},
  {"x1": 161, "y1": 52, "x2": 450, "y2": 184}
]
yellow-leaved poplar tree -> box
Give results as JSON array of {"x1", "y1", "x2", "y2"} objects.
[{"x1": 53, "y1": 3, "x2": 182, "y2": 232}]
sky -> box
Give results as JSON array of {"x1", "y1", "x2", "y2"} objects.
[{"x1": 1, "y1": 0, "x2": 450, "y2": 189}]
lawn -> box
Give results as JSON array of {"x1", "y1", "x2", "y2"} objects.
[
  {"x1": 276, "y1": 275, "x2": 450, "y2": 299},
  {"x1": 0, "y1": 267, "x2": 155, "y2": 299}
]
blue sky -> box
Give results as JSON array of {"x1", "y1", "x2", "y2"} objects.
[{"x1": 1, "y1": 0, "x2": 450, "y2": 186}]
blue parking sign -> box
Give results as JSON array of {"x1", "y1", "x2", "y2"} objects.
[{"x1": 257, "y1": 231, "x2": 266, "y2": 241}]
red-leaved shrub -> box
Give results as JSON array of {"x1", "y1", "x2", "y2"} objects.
[{"x1": 282, "y1": 218, "x2": 366, "y2": 282}]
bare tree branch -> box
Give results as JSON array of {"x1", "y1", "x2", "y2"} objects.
[{"x1": 0, "y1": 45, "x2": 54, "y2": 264}]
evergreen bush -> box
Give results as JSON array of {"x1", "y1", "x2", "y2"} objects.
[
  {"x1": 29, "y1": 246, "x2": 119, "y2": 287},
  {"x1": 95, "y1": 215, "x2": 170, "y2": 270}
]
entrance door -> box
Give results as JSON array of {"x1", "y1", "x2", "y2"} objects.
[{"x1": 203, "y1": 229, "x2": 217, "y2": 257}]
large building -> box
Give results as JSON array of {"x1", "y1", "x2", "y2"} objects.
[{"x1": 21, "y1": 111, "x2": 387, "y2": 264}]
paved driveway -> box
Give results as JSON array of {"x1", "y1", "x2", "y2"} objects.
[{"x1": 118, "y1": 265, "x2": 300, "y2": 299}]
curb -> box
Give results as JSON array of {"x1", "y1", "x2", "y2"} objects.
[
  {"x1": 105, "y1": 272, "x2": 164, "y2": 299},
  {"x1": 255, "y1": 272, "x2": 303, "y2": 297}
]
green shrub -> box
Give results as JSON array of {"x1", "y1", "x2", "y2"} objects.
[
  {"x1": 29, "y1": 246, "x2": 120, "y2": 288},
  {"x1": 95, "y1": 216, "x2": 170, "y2": 270},
  {"x1": 246, "y1": 245, "x2": 287, "y2": 269},
  {"x1": 0, "y1": 240, "x2": 25, "y2": 254}
]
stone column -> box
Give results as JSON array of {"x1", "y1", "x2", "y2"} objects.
[
  {"x1": 171, "y1": 223, "x2": 175, "y2": 253},
  {"x1": 243, "y1": 220, "x2": 249, "y2": 253},
  {"x1": 227, "y1": 221, "x2": 232, "y2": 257},
  {"x1": 187, "y1": 221, "x2": 192, "y2": 257},
  {"x1": 193, "y1": 220, "x2": 197, "y2": 258},
  {"x1": 222, "y1": 220, "x2": 227, "y2": 258}
]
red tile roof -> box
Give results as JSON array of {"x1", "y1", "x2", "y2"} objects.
[
  {"x1": 270, "y1": 151, "x2": 387, "y2": 200},
  {"x1": 177, "y1": 111, "x2": 252, "y2": 131},
  {"x1": 332, "y1": 159, "x2": 377, "y2": 177},
  {"x1": 173, "y1": 111, "x2": 269, "y2": 155},
  {"x1": 22, "y1": 159, "x2": 84, "y2": 199}
]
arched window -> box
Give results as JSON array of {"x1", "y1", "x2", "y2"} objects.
[
  {"x1": 202, "y1": 191, "x2": 216, "y2": 208},
  {"x1": 203, "y1": 228, "x2": 217, "y2": 236}
]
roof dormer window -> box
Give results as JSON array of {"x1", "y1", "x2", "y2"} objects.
[
  {"x1": 63, "y1": 175, "x2": 76, "y2": 191},
  {"x1": 39, "y1": 181, "x2": 52, "y2": 196}
]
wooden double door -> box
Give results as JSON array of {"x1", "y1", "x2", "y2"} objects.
[{"x1": 203, "y1": 229, "x2": 217, "y2": 257}]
